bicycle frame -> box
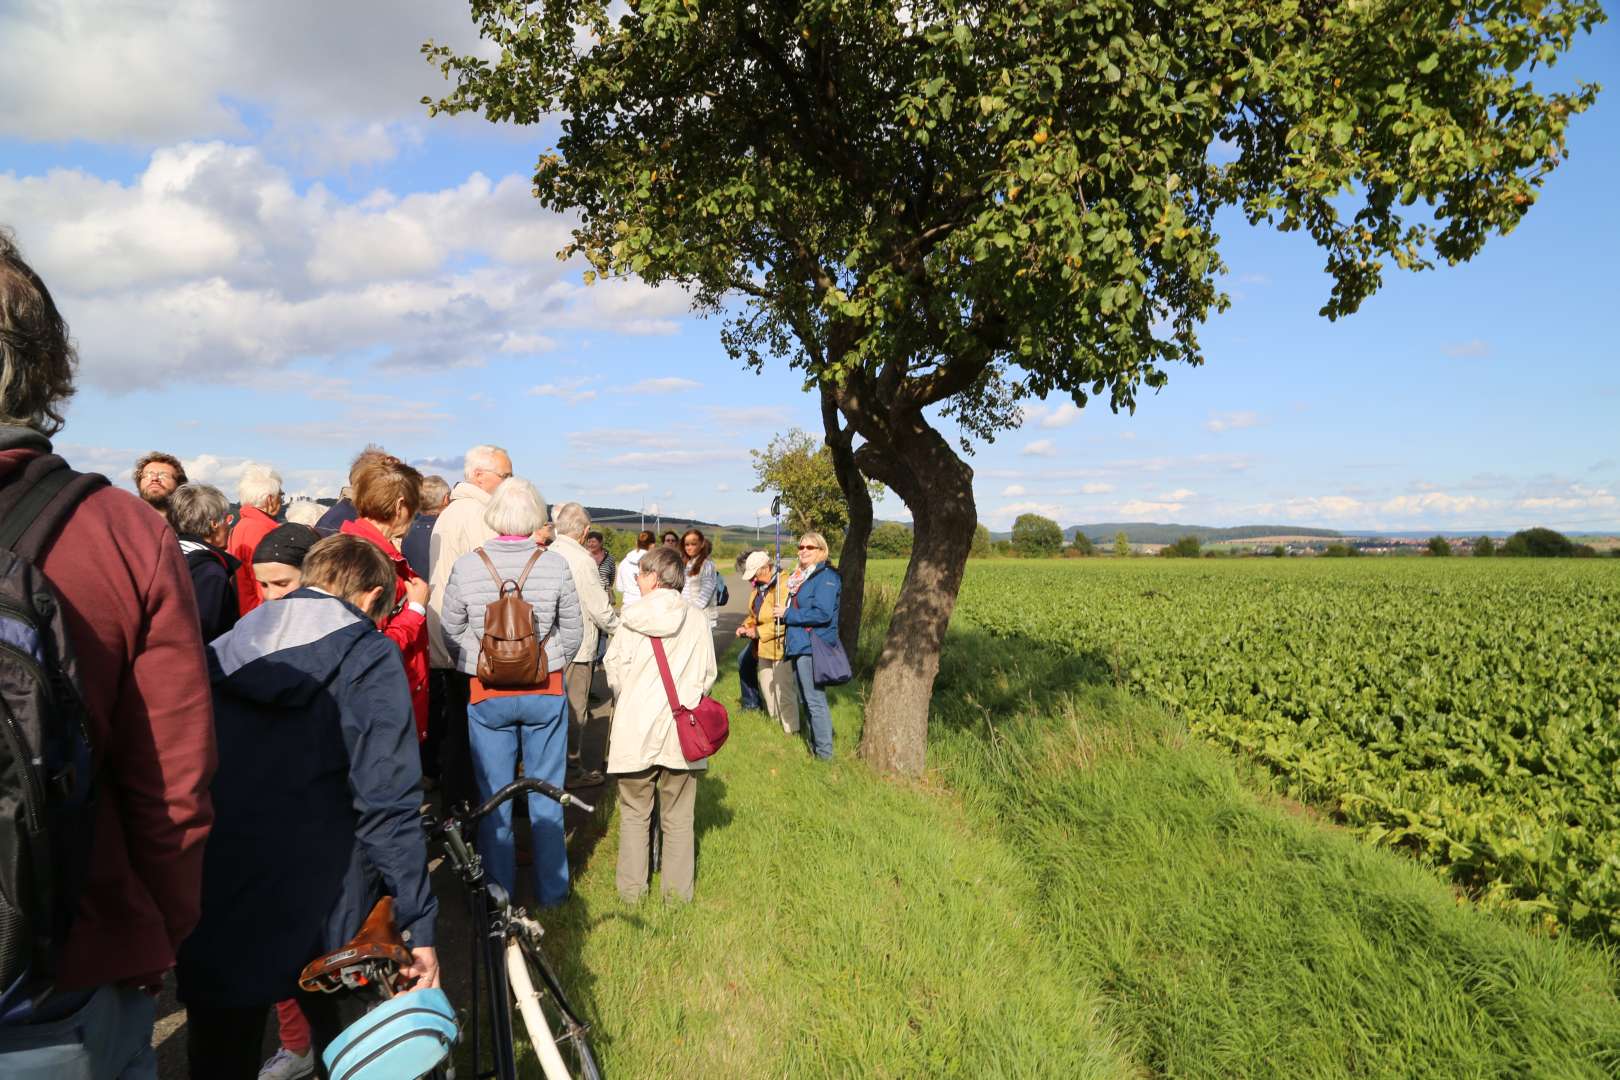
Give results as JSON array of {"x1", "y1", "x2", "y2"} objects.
[{"x1": 425, "y1": 778, "x2": 595, "y2": 1080}]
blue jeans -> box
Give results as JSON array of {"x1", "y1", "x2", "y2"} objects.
[
  {"x1": 0, "y1": 985, "x2": 156, "y2": 1080},
  {"x1": 793, "y1": 654, "x2": 834, "y2": 760},
  {"x1": 467, "y1": 692, "x2": 571, "y2": 906}
]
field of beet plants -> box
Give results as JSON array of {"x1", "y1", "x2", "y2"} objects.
[{"x1": 894, "y1": 557, "x2": 1620, "y2": 939}]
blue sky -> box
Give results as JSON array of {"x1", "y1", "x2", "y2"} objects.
[{"x1": 1, "y1": 1, "x2": 1615, "y2": 534}]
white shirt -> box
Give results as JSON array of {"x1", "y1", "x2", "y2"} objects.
[{"x1": 615, "y1": 547, "x2": 647, "y2": 605}]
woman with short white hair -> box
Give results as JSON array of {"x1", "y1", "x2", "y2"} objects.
[
  {"x1": 440, "y1": 478, "x2": 584, "y2": 907},
  {"x1": 603, "y1": 545, "x2": 717, "y2": 903},
  {"x1": 226, "y1": 462, "x2": 284, "y2": 616}
]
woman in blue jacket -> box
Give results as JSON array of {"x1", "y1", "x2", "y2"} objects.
[{"x1": 781, "y1": 531, "x2": 841, "y2": 760}]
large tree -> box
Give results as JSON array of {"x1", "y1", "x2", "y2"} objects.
[{"x1": 428, "y1": 0, "x2": 1602, "y2": 775}]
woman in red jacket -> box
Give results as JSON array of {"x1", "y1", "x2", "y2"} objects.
[{"x1": 340, "y1": 456, "x2": 431, "y2": 741}]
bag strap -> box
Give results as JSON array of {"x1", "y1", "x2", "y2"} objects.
[
  {"x1": 0, "y1": 455, "x2": 109, "y2": 559},
  {"x1": 648, "y1": 637, "x2": 683, "y2": 715},
  {"x1": 474, "y1": 547, "x2": 510, "y2": 592},
  {"x1": 514, "y1": 547, "x2": 543, "y2": 591}
]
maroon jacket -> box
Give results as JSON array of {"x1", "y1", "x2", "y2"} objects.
[{"x1": 0, "y1": 439, "x2": 216, "y2": 989}]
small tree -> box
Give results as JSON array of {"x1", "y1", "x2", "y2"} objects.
[
  {"x1": 1012, "y1": 513, "x2": 1064, "y2": 557},
  {"x1": 1114, "y1": 531, "x2": 1132, "y2": 558},
  {"x1": 1427, "y1": 535, "x2": 1453, "y2": 557},
  {"x1": 1473, "y1": 535, "x2": 1495, "y2": 557},
  {"x1": 1161, "y1": 535, "x2": 1201, "y2": 558},
  {"x1": 1072, "y1": 532, "x2": 1096, "y2": 557},
  {"x1": 750, "y1": 428, "x2": 884, "y2": 544},
  {"x1": 869, "y1": 521, "x2": 916, "y2": 557},
  {"x1": 1271, "y1": 544, "x2": 1287, "y2": 558},
  {"x1": 970, "y1": 523, "x2": 991, "y2": 557}
]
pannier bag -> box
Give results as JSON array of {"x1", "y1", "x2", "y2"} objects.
[
  {"x1": 474, "y1": 547, "x2": 545, "y2": 688},
  {"x1": 0, "y1": 457, "x2": 106, "y2": 1021},
  {"x1": 321, "y1": 987, "x2": 458, "y2": 1080},
  {"x1": 649, "y1": 637, "x2": 729, "y2": 761}
]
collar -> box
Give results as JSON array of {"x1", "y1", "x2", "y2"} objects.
[{"x1": 340, "y1": 517, "x2": 406, "y2": 563}]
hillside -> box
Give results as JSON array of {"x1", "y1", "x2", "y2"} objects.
[{"x1": 1068, "y1": 522, "x2": 1344, "y2": 544}]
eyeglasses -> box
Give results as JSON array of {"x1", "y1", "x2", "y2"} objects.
[
  {"x1": 798, "y1": 544, "x2": 819, "y2": 550},
  {"x1": 139, "y1": 470, "x2": 178, "y2": 483}
]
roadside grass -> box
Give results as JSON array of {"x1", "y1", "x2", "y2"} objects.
[
  {"x1": 536, "y1": 662, "x2": 1132, "y2": 1079},
  {"x1": 895, "y1": 588, "x2": 1620, "y2": 1079}
]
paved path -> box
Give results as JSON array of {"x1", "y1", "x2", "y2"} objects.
[{"x1": 150, "y1": 580, "x2": 749, "y2": 1077}]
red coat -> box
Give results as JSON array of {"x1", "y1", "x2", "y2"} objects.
[
  {"x1": 340, "y1": 518, "x2": 430, "y2": 741},
  {"x1": 0, "y1": 443, "x2": 216, "y2": 990},
  {"x1": 227, "y1": 503, "x2": 280, "y2": 616}
]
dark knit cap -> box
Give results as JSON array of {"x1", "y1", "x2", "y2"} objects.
[{"x1": 253, "y1": 522, "x2": 319, "y2": 567}]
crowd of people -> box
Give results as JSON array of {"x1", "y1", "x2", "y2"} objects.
[{"x1": 0, "y1": 231, "x2": 846, "y2": 1080}]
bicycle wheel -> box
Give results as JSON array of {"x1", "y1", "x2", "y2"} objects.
[{"x1": 506, "y1": 938, "x2": 602, "y2": 1080}]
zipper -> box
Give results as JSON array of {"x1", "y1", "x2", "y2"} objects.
[
  {"x1": 332, "y1": 1009, "x2": 452, "y2": 1080},
  {"x1": 0, "y1": 697, "x2": 43, "y2": 834}
]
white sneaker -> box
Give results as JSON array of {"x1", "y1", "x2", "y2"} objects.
[{"x1": 258, "y1": 1046, "x2": 315, "y2": 1080}]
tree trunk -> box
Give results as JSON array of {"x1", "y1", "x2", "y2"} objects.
[
  {"x1": 822, "y1": 387, "x2": 870, "y2": 658},
  {"x1": 853, "y1": 423, "x2": 976, "y2": 777}
]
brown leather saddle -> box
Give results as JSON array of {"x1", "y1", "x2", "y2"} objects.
[{"x1": 298, "y1": 896, "x2": 413, "y2": 995}]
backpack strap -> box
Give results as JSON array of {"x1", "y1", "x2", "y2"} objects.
[
  {"x1": 514, "y1": 547, "x2": 543, "y2": 591},
  {"x1": 474, "y1": 547, "x2": 511, "y2": 592},
  {"x1": 0, "y1": 454, "x2": 109, "y2": 560},
  {"x1": 648, "y1": 637, "x2": 683, "y2": 716}
]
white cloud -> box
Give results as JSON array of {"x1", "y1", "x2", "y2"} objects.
[
  {"x1": 1022, "y1": 439, "x2": 1058, "y2": 458},
  {"x1": 1380, "y1": 492, "x2": 1492, "y2": 516},
  {"x1": 702, "y1": 405, "x2": 793, "y2": 427},
  {"x1": 986, "y1": 501, "x2": 1068, "y2": 529},
  {"x1": 715, "y1": 482, "x2": 732, "y2": 492},
  {"x1": 528, "y1": 379, "x2": 598, "y2": 405},
  {"x1": 1079, "y1": 482, "x2": 1114, "y2": 495},
  {"x1": 1040, "y1": 403, "x2": 1083, "y2": 429},
  {"x1": 1001, "y1": 484, "x2": 1027, "y2": 496},
  {"x1": 1118, "y1": 498, "x2": 1188, "y2": 516},
  {"x1": 0, "y1": 0, "x2": 486, "y2": 148},
  {"x1": 620, "y1": 377, "x2": 702, "y2": 395},
  {"x1": 1515, "y1": 484, "x2": 1615, "y2": 513},
  {"x1": 0, "y1": 144, "x2": 689, "y2": 391},
  {"x1": 1205, "y1": 410, "x2": 1261, "y2": 433},
  {"x1": 1442, "y1": 339, "x2": 1491, "y2": 359},
  {"x1": 612, "y1": 483, "x2": 651, "y2": 495}
]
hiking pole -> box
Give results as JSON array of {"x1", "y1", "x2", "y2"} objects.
[{"x1": 771, "y1": 495, "x2": 782, "y2": 568}]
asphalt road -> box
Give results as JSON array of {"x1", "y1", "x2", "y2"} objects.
[{"x1": 151, "y1": 581, "x2": 749, "y2": 1077}]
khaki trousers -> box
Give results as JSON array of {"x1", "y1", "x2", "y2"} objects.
[
  {"x1": 757, "y1": 658, "x2": 800, "y2": 733},
  {"x1": 614, "y1": 767, "x2": 698, "y2": 902},
  {"x1": 565, "y1": 661, "x2": 593, "y2": 764}
]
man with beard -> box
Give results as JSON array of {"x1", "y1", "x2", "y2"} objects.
[{"x1": 132, "y1": 451, "x2": 187, "y2": 513}]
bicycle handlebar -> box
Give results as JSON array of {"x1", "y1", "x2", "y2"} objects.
[{"x1": 465, "y1": 777, "x2": 596, "y2": 820}]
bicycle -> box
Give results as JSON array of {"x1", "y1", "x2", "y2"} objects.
[{"x1": 423, "y1": 777, "x2": 604, "y2": 1080}]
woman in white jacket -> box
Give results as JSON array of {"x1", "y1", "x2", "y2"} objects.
[{"x1": 604, "y1": 544, "x2": 717, "y2": 902}]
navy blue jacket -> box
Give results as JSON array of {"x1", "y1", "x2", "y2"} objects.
[
  {"x1": 783, "y1": 564, "x2": 842, "y2": 657},
  {"x1": 314, "y1": 498, "x2": 358, "y2": 537},
  {"x1": 176, "y1": 588, "x2": 436, "y2": 1008},
  {"x1": 179, "y1": 537, "x2": 240, "y2": 643}
]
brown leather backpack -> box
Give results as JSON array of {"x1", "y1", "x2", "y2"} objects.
[{"x1": 474, "y1": 547, "x2": 546, "y2": 687}]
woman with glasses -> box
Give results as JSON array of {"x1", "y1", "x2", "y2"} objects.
[
  {"x1": 679, "y1": 527, "x2": 721, "y2": 629},
  {"x1": 781, "y1": 531, "x2": 841, "y2": 760}
]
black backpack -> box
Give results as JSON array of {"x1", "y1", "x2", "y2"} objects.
[{"x1": 0, "y1": 455, "x2": 107, "y2": 1017}]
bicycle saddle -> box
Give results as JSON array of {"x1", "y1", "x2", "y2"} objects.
[{"x1": 298, "y1": 896, "x2": 413, "y2": 993}]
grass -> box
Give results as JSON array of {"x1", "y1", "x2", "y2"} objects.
[
  {"x1": 499, "y1": 577, "x2": 1620, "y2": 1078},
  {"x1": 535, "y1": 668, "x2": 1131, "y2": 1079}
]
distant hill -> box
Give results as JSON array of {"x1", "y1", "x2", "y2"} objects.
[{"x1": 1063, "y1": 522, "x2": 1343, "y2": 545}]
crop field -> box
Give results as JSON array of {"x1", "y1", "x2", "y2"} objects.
[{"x1": 871, "y1": 558, "x2": 1620, "y2": 938}]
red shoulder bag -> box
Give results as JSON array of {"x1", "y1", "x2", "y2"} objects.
[{"x1": 649, "y1": 637, "x2": 729, "y2": 761}]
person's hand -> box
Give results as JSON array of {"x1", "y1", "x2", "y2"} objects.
[
  {"x1": 400, "y1": 946, "x2": 441, "y2": 991},
  {"x1": 405, "y1": 576, "x2": 430, "y2": 607},
  {"x1": 737, "y1": 625, "x2": 757, "y2": 639}
]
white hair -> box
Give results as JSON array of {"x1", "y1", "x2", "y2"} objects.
[
  {"x1": 237, "y1": 462, "x2": 282, "y2": 510},
  {"x1": 553, "y1": 501, "x2": 590, "y2": 540},
  {"x1": 283, "y1": 499, "x2": 325, "y2": 527},
  {"x1": 483, "y1": 477, "x2": 546, "y2": 537},
  {"x1": 463, "y1": 444, "x2": 509, "y2": 480}
]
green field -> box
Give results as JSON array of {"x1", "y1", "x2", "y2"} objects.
[{"x1": 868, "y1": 557, "x2": 1620, "y2": 938}]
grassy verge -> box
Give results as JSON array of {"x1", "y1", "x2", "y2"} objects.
[
  {"x1": 905, "y1": 591, "x2": 1620, "y2": 1079},
  {"x1": 539, "y1": 663, "x2": 1132, "y2": 1079}
]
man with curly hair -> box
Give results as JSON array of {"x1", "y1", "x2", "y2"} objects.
[{"x1": 132, "y1": 450, "x2": 187, "y2": 513}]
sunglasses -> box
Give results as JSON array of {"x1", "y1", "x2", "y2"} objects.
[{"x1": 798, "y1": 544, "x2": 819, "y2": 550}]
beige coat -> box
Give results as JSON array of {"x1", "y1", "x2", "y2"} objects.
[
  {"x1": 604, "y1": 589, "x2": 717, "y2": 773},
  {"x1": 549, "y1": 533, "x2": 619, "y2": 662}
]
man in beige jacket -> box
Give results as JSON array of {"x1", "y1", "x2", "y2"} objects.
[
  {"x1": 549, "y1": 501, "x2": 620, "y2": 783},
  {"x1": 426, "y1": 444, "x2": 533, "y2": 804}
]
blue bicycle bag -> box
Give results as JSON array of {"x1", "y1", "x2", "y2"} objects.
[{"x1": 322, "y1": 988, "x2": 458, "y2": 1080}]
